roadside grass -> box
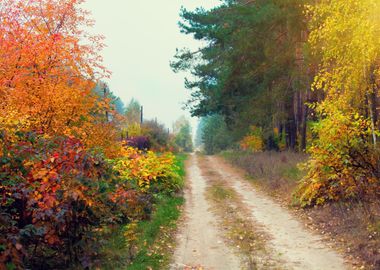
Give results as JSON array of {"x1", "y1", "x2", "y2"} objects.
[
  {"x1": 221, "y1": 150, "x2": 380, "y2": 269},
  {"x1": 100, "y1": 154, "x2": 187, "y2": 270},
  {"x1": 127, "y1": 195, "x2": 184, "y2": 270},
  {"x1": 174, "y1": 153, "x2": 187, "y2": 187}
]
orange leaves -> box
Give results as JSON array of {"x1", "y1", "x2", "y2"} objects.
[
  {"x1": 109, "y1": 186, "x2": 136, "y2": 205},
  {"x1": 240, "y1": 135, "x2": 264, "y2": 152},
  {"x1": 240, "y1": 126, "x2": 264, "y2": 152},
  {"x1": 0, "y1": 0, "x2": 119, "y2": 156},
  {"x1": 45, "y1": 233, "x2": 60, "y2": 246}
]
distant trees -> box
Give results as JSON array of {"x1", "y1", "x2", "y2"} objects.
[
  {"x1": 197, "y1": 115, "x2": 233, "y2": 154},
  {"x1": 142, "y1": 120, "x2": 170, "y2": 151},
  {"x1": 125, "y1": 98, "x2": 142, "y2": 125},
  {"x1": 173, "y1": 116, "x2": 193, "y2": 152},
  {"x1": 121, "y1": 100, "x2": 193, "y2": 152},
  {"x1": 93, "y1": 82, "x2": 125, "y2": 119}
]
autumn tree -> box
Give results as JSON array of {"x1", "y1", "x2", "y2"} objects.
[
  {"x1": 296, "y1": 0, "x2": 380, "y2": 206},
  {"x1": 0, "y1": 0, "x2": 123, "y2": 156}
]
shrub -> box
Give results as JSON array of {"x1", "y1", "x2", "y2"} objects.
[
  {"x1": 240, "y1": 126, "x2": 264, "y2": 152},
  {"x1": 125, "y1": 136, "x2": 151, "y2": 150},
  {"x1": 0, "y1": 132, "x2": 137, "y2": 269},
  {"x1": 112, "y1": 147, "x2": 181, "y2": 194},
  {"x1": 295, "y1": 111, "x2": 380, "y2": 207}
]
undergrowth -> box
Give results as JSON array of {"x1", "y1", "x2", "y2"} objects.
[{"x1": 100, "y1": 154, "x2": 187, "y2": 270}]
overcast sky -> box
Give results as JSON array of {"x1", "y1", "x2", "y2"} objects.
[{"x1": 83, "y1": 1, "x2": 220, "y2": 133}]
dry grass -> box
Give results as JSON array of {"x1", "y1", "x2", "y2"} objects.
[
  {"x1": 221, "y1": 150, "x2": 307, "y2": 200},
  {"x1": 301, "y1": 202, "x2": 380, "y2": 269}
]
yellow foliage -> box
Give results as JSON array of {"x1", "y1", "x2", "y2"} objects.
[
  {"x1": 113, "y1": 147, "x2": 180, "y2": 191},
  {"x1": 240, "y1": 126, "x2": 263, "y2": 152},
  {"x1": 296, "y1": 0, "x2": 380, "y2": 206},
  {"x1": 126, "y1": 123, "x2": 143, "y2": 137},
  {"x1": 296, "y1": 107, "x2": 379, "y2": 206},
  {"x1": 240, "y1": 135, "x2": 263, "y2": 152},
  {"x1": 308, "y1": 0, "x2": 380, "y2": 108}
]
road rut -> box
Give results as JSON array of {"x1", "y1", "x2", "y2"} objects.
[{"x1": 171, "y1": 154, "x2": 242, "y2": 269}]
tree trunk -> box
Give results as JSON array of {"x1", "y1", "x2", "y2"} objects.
[{"x1": 300, "y1": 88, "x2": 309, "y2": 151}]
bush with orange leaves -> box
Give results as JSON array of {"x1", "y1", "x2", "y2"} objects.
[
  {"x1": 0, "y1": 132, "x2": 156, "y2": 269},
  {"x1": 240, "y1": 126, "x2": 264, "y2": 152}
]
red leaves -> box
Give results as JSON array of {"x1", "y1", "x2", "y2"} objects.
[
  {"x1": 52, "y1": 33, "x2": 62, "y2": 42},
  {"x1": 45, "y1": 232, "x2": 60, "y2": 245},
  {"x1": 110, "y1": 186, "x2": 136, "y2": 204},
  {"x1": 0, "y1": 134, "x2": 116, "y2": 268}
]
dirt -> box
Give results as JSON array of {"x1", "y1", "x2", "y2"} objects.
[{"x1": 172, "y1": 154, "x2": 350, "y2": 270}]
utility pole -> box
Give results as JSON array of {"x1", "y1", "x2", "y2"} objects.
[{"x1": 140, "y1": 106, "x2": 144, "y2": 124}]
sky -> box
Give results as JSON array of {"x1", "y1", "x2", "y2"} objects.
[{"x1": 82, "y1": 1, "x2": 220, "y2": 133}]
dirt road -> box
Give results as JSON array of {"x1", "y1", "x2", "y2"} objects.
[
  {"x1": 171, "y1": 154, "x2": 348, "y2": 270},
  {"x1": 171, "y1": 154, "x2": 242, "y2": 269}
]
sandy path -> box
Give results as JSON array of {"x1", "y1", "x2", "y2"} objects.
[
  {"x1": 171, "y1": 154, "x2": 242, "y2": 270},
  {"x1": 207, "y1": 156, "x2": 349, "y2": 270}
]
